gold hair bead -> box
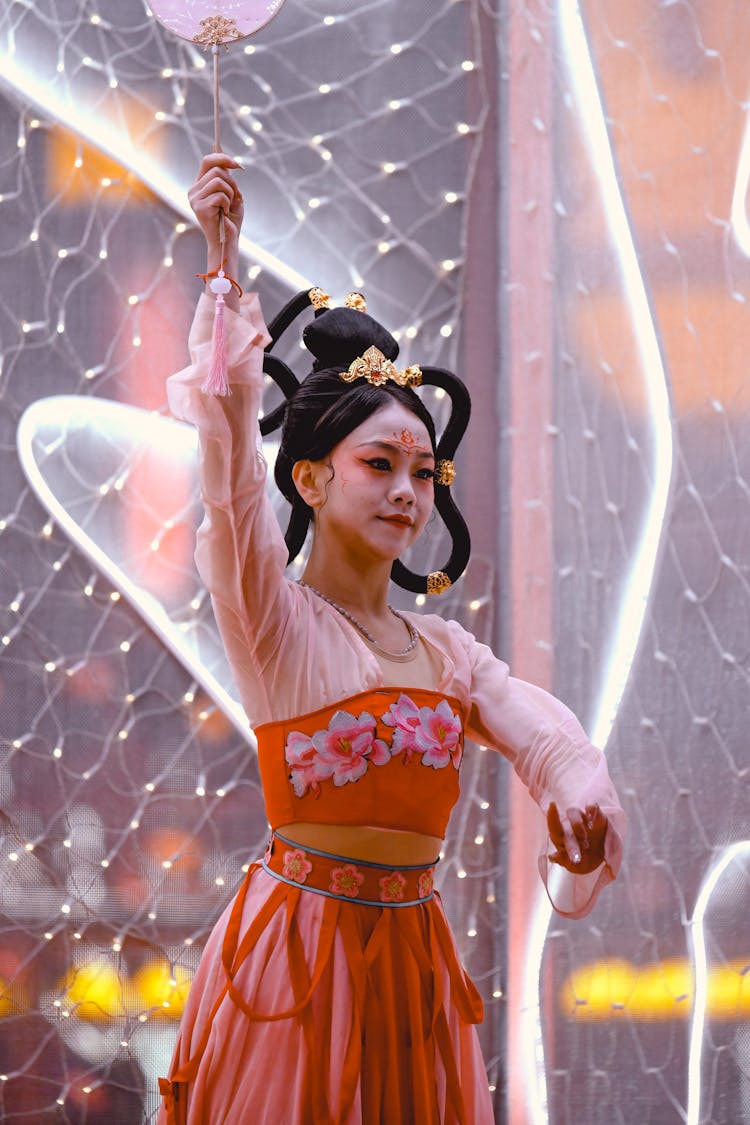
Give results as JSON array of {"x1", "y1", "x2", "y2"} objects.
[
  {"x1": 344, "y1": 292, "x2": 367, "y2": 312},
  {"x1": 427, "y1": 571, "x2": 452, "y2": 595},
  {"x1": 309, "y1": 287, "x2": 331, "y2": 311},
  {"x1": 435, "y1": 460, "x2": 456, "y2": 487},
  {"x1": 339, "y1": 346, "x2": 422, "y2": 388}
]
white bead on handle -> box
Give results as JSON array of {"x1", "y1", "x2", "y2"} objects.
[{"x1": 210, "y1": 273, "x2": 232, "y2": 296}]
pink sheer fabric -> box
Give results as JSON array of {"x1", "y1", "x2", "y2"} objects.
[
  {"x1": 158, "y1": 866, "x2": 492, "y2": 1125},
  {"x1": 166, "y1": 293, "x2": 625, "y2": 919}
]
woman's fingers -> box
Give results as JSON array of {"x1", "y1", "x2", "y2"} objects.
[
  {"x1": 547, "y1": 802, "x2": 581, "y2": 866},
  {"x1": 548, "y1": 802, "x2": 608, "y2": 873},
  {"x1": 189, "y1": 155, "x2": 244, "y2": 235}
]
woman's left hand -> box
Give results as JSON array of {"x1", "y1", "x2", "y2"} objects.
[{"x1": 547, "y1": 802, "x2": 608, "y2": 874}]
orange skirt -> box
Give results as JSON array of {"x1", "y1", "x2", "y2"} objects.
[{"x1": 158, "y1": 848, "x2": 493, "y2": 1125}]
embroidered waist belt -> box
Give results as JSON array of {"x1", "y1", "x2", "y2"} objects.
[
  {"x1": 255, "y1": 687, "x2": 466, "y2": 838},
  {"x1": 263, "y1": 830, "x2": 437, "y2": 907}
]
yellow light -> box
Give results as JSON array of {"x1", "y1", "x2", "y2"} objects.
[
  {"x1": 59, "y1": 960, "x2": 130, "y2": 1022},
  {"x1": 558, "y1": 958, "x2": 750, "y2": 1023}
]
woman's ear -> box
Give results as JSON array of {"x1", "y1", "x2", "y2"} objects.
[{"x1": 291, "y1": 459, "x2": 327, "y2": 509}]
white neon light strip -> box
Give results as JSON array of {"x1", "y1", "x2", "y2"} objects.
[
  {"x1": 519, "y1": 4, "x2": 675, "y2": 1121},
  {"x1": 17, "y1": 395, "x2": 254, "y2": 744},
  {"x1": 686, "y1": 840, "x2": 750, "y2": 1125},
  {"x1": 730, "y1": 108, "x2": 750, "y2": 256},
  {"x1": 0, "y1": 53, "x2": 311, "y2": 294}
]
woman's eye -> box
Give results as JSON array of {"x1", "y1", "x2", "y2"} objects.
[
  {"x1": 416, "y1": 467, "x2": 436, "y2": 481},
  {"x1": 364, "y1": 458, "x2": 391, "y2": 471}
]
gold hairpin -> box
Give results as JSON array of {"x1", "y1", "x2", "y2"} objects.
[
  {"x1": 434, "y1": 460, "x2": 456, "y2": 487},
  {"x1": 344, "y1": 292, "x2": 367, "y2": 312},
  {"x1": 339, "y1": 346, "x2": 422, "y2": 388},
  {"x1": 427, "y1": 571, "x2": 452, "y2": 595},
  {"x1": 308, "y1": 287, "x2": 331, "y2": 311}
]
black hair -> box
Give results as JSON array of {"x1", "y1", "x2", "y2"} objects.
[{"x1": 260, "y1": 290, "x2": 471, "y2": 594}]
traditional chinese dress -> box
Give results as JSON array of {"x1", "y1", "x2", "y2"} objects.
[{"x1": 157, "y1": 294, "x2": 625, "y2": 1125}]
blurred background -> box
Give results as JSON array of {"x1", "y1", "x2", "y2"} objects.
[{"x1": 0, "y1": 1, "x2": 748, "y2": 1121}]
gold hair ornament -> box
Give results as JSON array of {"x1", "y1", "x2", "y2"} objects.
[
  {"x1": 339, "y1": 346, "x2": 422, "y2": 388},
  {"x1": 344, "y1": 292, "x2": 367, "y2": 312},
  {"x1": 309, "y1": 287, "x2": 331, "y2": 311},
  {"x1": 435, "y1": 460, "x2": 456, "y2": 487},
  {"x1": 427, "y1": 571, "x2": 452, "y2": 595}
]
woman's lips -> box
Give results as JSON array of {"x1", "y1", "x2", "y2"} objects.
[{"x1": 379, "y1": 514, "x2": 413, "y2": 527}]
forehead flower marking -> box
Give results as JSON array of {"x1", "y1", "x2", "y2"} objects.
[{"x1": 388, "y1": 428, "x2": 432, "y2": 455}]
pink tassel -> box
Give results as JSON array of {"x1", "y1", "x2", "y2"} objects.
[{"x1": 202, "y1": 273, "x2": 232, "y2": 396}]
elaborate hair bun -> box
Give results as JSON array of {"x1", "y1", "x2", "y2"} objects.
[{"x1": 302, "y1": 307, "x2": 399, "y2": 373}]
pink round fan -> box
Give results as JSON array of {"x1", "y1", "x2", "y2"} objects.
[{"x1": 150, "y1": 0, "x2": 288, "y2": 149}]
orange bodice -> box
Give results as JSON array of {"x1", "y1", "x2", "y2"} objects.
[{"x1": 255, "y1": 687, "x2": 466, "y2": 838}]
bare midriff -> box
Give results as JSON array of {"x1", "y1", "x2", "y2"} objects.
[{"x1": 281, "y1": 821, "x2": 442, "y2": 866}]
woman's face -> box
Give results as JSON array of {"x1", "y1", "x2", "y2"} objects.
[{"x1": 306, "y1": 400, "x2": 436, "y2": 565}]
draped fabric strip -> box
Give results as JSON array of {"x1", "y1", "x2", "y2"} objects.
[{"x1": 158, "y1": 861, "x2": 485, "y2": 1124}]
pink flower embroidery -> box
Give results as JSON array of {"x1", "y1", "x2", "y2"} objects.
[
  {"x1": 379, "y1": 871, "x2": 407, "y2": 903},
  {"x1": 285, "y1": 729, "x2": 334, "y2": 798},
  {"x1": 381, "y1": 696, "x2": 463, "y2": 770},
  {"x1": 417, "y1": 869, "x2": 434, "y2": 898},
  {"x1": 286, "y1": 710, "x2": 390, "y2": 796},
  {"x1": 282, "y1": 848, "x2": 312, "y2": 883},
  {"x1": 381, "y1": 694, "x2": 422, "y2": 762},
  {"x1": 329, "y1": 864, "x2": 365, "y2": 898},
  {"x1": 413, "y1": 700, "x2": 463, "y2": 770}
]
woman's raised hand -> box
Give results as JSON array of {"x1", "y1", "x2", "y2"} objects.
[
  {"x1": 188, "y1": 153, "x2": 245, "y2": 298},
  {"x1": 547, "y1": 802, "x2": 608, "y2": 874}
]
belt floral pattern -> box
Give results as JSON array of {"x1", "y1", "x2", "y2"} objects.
[{"x1": 285, "y1": 692, "x2": 462, "y2": 798}]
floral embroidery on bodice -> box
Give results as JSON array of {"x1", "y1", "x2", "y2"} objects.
[{"x1": 285, "y1": 693, "x2": 463, "y2": 798}]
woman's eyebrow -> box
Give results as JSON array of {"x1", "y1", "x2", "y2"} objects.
[{"x1": 355, "y1": 439, "x2": 435, "y2": 458}]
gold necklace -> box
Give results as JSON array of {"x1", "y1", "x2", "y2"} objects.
[{"x1": 299, "y1": 583, "x2": 419, "y2": 657}]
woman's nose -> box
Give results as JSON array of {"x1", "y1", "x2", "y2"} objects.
[{"x1": 390, "y1": 470, "x2": 416, "y2": 504}]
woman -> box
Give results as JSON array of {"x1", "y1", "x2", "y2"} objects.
[{"x1": 157, "y1": 154, "x2": 625, "y2": 1124}]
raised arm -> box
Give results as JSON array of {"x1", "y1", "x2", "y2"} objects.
[{"x1": 166, "y1": 156, "x2": 297, "y2": 722}]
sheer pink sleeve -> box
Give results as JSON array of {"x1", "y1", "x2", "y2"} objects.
[
  {"x1": 166, "y1": 293, "x2": 296, "y2": 723},
  {"x1": 456, "y1": 626, "x2": 626, "y2": 919}
]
